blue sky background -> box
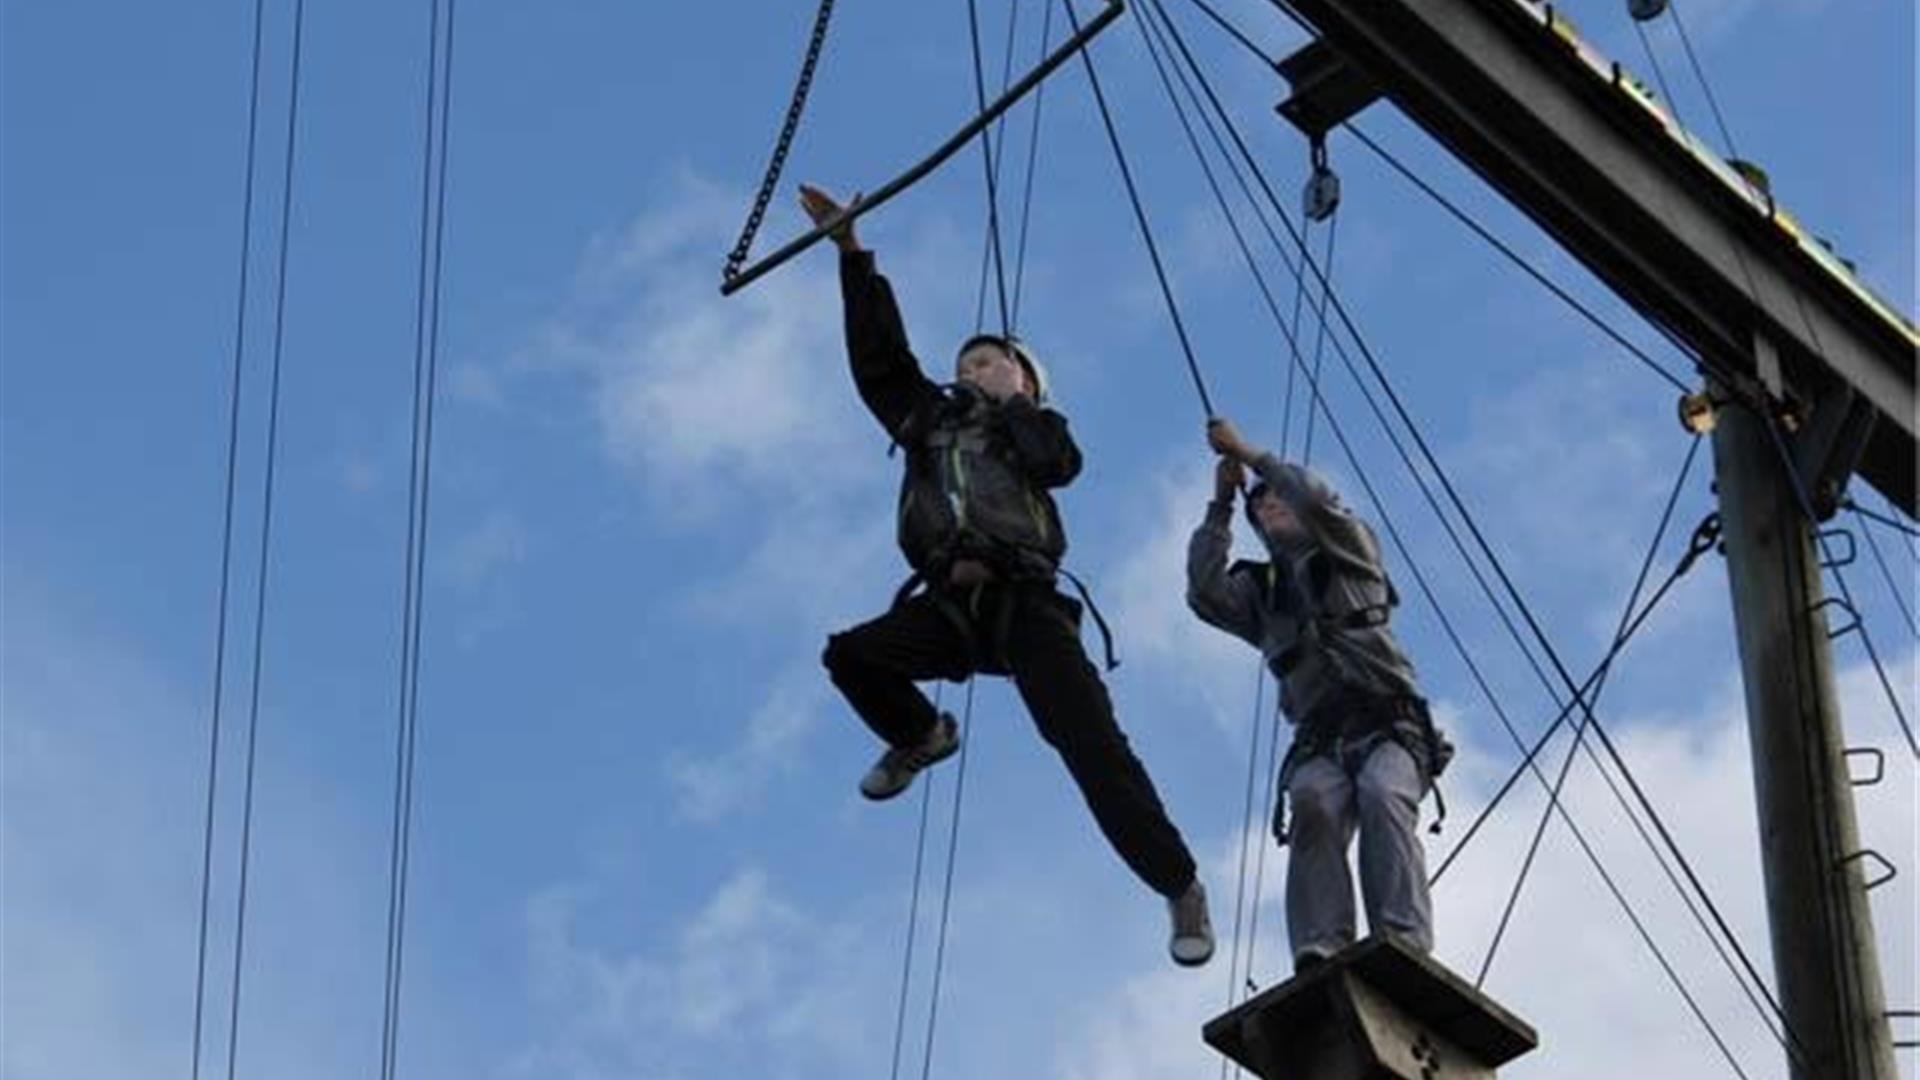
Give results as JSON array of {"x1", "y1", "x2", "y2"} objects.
[{"x1": 3, "y1": 1, "x2": 1914, "y2": 1078}]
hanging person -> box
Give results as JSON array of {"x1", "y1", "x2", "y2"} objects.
[
  {"x1": 1187, "y1": 417, "x2": 1452, "y2": 973},
  {"x1": 797, "y1": 183, "x2": 1214, "y2": 968}
]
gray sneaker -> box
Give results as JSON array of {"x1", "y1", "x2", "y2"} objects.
[
  {"x1": 1168, "y1": 878, "x2": 1214, "y2": 967},
  {"x1": 859, "y1": 713, "x2": 961, "y2": 801}
]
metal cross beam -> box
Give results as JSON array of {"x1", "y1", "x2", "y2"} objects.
[{"x1": 1275, "y1": 0, "x2": 1916, "y2": 514}]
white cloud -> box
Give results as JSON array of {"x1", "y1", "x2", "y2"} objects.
[{"x1": 514, "y1": 868, "x2": 886, "y2": 1080}]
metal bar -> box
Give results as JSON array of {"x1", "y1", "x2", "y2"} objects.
[{"x1": 720, "y1": 0, "x2": 1126, "y2": 296}]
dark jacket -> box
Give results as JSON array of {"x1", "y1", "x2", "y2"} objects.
[
  {"x1": 1186, "y1": 454, "x2": 1420, "y2": 725},
  {"x1": 839, "y1": 250, "x2": 1079, "y2": 578}
]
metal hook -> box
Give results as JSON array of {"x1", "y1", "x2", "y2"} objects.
[
  {"x1": 1809, "y1": 596, "x2": 1862, "y2": 640},
  {"x1": 1838, "y1": 849, "x2": 1898, "y2": 891},
  {"x1": 1843, "y1": 747, "x2": 1886, "y2": 787},
  {"x1": 1816, "y1": 528, "x2": 1858, "y2": 570}
]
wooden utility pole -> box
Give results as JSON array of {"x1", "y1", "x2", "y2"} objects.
[{"x1": 1712, "y1": 385, "x2": 1899, "y2": 1079}]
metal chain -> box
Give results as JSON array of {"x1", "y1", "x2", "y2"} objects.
[{"x1": 723, "y1": 0, "x2": 836, "y2": 282}]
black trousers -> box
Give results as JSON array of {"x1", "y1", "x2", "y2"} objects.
[{"x1": 822, "y1": 583, "x2": 1198, "y2": 899}]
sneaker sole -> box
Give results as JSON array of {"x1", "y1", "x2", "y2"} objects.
[{"x1": 859, "y1": 734, "x2": 962, "y2": 802}]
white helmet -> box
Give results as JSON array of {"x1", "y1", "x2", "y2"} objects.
[{"x1": 957, "y1": 332, "x2": 1051, "y2": 405}]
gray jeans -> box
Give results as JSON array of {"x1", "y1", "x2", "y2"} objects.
[{"x1": 1284, "y1": 738, "x2": 1433, "y2": 963}]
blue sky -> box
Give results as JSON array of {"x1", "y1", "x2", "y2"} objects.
[{"x1": 3, "y1": 1, "x2": 1914, "y2": 1078}]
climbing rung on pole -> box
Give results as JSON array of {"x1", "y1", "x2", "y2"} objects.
[{"x1": 718, "y1": 0, "x2": 1127, "y2": 297}]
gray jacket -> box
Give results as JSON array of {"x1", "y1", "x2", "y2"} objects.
[{"x1": 1187, "y1": 454, "x2": 1420, "y2": 725}]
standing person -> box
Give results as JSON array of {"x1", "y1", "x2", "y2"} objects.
[
  {"x1": 798, "y1": 183, "x2": 1213, "y2": 967},
  {"x1": 1188, "y1": 417, "x2": 1451, "y2": 972}
]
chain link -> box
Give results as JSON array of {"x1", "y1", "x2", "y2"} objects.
[{"x1": 723, "y1": 0, "x2": 836, "y2": 282}]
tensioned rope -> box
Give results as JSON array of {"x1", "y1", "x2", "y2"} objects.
[
  {"x1": 379, "y1": 0, "x2": 458, "y2": 1076},
  {"x1": 191, "y1": 1, "x2": 270, "y2": 1076},
  {"x1": 1851, "y1": 504, "x2": 1918, "y2": 640},
  {"x1": 1008, "y1": 0, "x2": 1056, "y2": 329},
  {"x1": 1145, "y1": 1, "x2": 1793, "y2": 1066},
  {"x1": 966, "y1": 0, "x2": 1014, "y2": 336},
  {"x1": 225, "y1": 2, "x2": 309, "y2": 1076},
  {"x1": 889, "y1": 684, "x2": 943, "y2": 1080},
  {"x1": 1062, "y1": 0, "x2": 1218, "y2": 419},
  {"x1": 1218, "y1": 662, "x2": 1269, "y2": 1080},
  {"x1": 918, "y1": 677, "x2": 978, "y2": 1080}
]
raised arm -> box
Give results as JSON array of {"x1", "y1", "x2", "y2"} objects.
[
  {"x1": 800, "y1": 184, "x2": 937, "y2": 437},
  {"x1": 1206, "y1": 417, "x2": 1387, "y2": 583},
  {"x1": 1187, "y1": 456, "x2": 1263, "y2": 643}
]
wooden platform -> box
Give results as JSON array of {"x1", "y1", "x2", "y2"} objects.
[{"x1": 1202, "y1": 935, "x2": 1538, "y2": 1079}]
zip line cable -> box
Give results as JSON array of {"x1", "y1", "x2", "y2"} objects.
[
  {"x1": 1847, "y1": 499, "x2": 1920, "y2": 545},
  {"x1": 1340, "y1": 124, "x2": 1692, "y2": 393},
  {"x1": 1218, "y1": 661, "x2": 1269, "y2": 1080},
  {"x1": 1062, "y1": 0, "x2": 1218, "y2": 419},
  {"x1": 1009, "y1": 0, "x2": 1057, "y2": 330},
  {"x1": 380, "y1": 1, "x2": 458, "y2": 1076},
  {"x1": 889, "y1": 684, "x2": 944, "y2": 1080},
  {"x1": 192, "y1": 2, "x2": 269, "y2": 1076},
  {"x1": 966, "y1": 0, "x2": 1014, "y2": 336},
  {"x1": 1297, "y1": 212, "x2": 1336, "y2": 467},
  {"x1": 225, "y1": 2, "x2": 308, "y2": 1076},
  {"x1": 1852, "y1": 504, "x2": 1918, "y2": 640},
  {"x1": 1146, "y1": 3, "x2": 1797, "y2": 1063},
  {"x1": 919, "y1": 677, "x2": 978, "y2": 1080},
  {"x1": 971, "y1": 0, "x2": 1023, "y2": 333},
  {"x1": 1238, "y1": 682, "x2": 1286, "y2": 988}
]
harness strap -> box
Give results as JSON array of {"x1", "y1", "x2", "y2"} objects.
[{"x1": 1057, "y1": 567, "x2": 1120, "y2": 671}]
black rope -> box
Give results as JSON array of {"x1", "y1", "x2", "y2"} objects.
[
  {"x1": 191, "y1": 1, "x2": 268, "y2": 1076},
  {"x1": 1008, "y1": 0, "x2": 1055, "y2": 329},
  {"x1": 381, "y1": 1, "x2": 457, "y2": 1076},
  {"x1": 1062, "y1": 0, "x2": 1218, "y2": 419},
  {"x1": 1185, "y1": 0, "x2": 1279, "y2": 73},
  {"x1": 225, "y1": 1, "x2": 307, "y2": 1075},
  {"x1": 971, "y1": 0, "x2": 1022, "y2": 334},
  {"x1": 1342, "y1": 123, "x2": 1692, "y2": 393},
  {"x1": 1218, "y1": 661, "x2": 1268, "y2": 1080},
  {"x1": 1239, "y1": 678, "x2": 1287, "y2": 993},
  {"x1": 1847, "y1": 499, "x2": 1920, "y2": 544},
  {"x1": 1853, "y1": 505, "x2": 1918, "y2": 639},
  {"x1": 1298, "y1": 211, "x2": 1336, "y2": 466},
  {"x1": 723, "y1": 0, "x2": 835, "y2": 282},
  {"x1": 965, "y1": 0, "x2": 1013, "y2": 336},
  {"x1": 1476, "y1": 438, "x2": 1701, "y2": 984},
  {"x1": 1666, "y1": 0, "x2": 1745, "y2": 188},
  {"x1": 888, "y1": 684, "x2": 943, "y2": 1080},
  {"x1": 919, "y1": 677, "x2": 976, "y2": 1080}
]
